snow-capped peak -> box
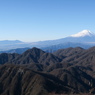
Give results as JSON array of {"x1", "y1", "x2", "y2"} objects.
[{"x1": 70, "y1": 30, "x2": 95, "y2": 37}]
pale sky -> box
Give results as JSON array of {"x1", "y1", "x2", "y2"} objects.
[{"x1": 0, "y1": 0, "x2": 95, "y2": 42}]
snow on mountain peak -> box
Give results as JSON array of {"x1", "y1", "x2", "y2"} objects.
[{"x1": 70, "y1": 30, "x2": 95, "y2": 37}]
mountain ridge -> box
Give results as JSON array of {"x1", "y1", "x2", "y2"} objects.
[{"x1": 0, "y1": 47, "x2": 95, "y2": 94}]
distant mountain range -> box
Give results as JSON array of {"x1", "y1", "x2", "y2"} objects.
[
  {"x1": 0, "y1": 47, "x2": 95, "y2": 94},
  {"x1": 0, "y1": 40, "x2": 31, "y2": 51},
  {"x1": 0, "y1": 47, "x2": 30, "y2": 54},
  {"x1": 0, "y1": 30, "x2": 94, "y2": 53},
  {"x1": 0, "y1": 30, "x2": 95, "y2": 53}
]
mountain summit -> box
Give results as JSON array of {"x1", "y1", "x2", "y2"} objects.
[{"x1": 70, "y1": 30, "x2": 95, "y2": 37}]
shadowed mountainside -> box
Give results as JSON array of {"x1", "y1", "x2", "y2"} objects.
[
  {"x1": 0, "y1": 64, "x2": 75, "y2": 95},
  {"x1": 0, "y1": 47, "x2": 95, "y2": 95}
]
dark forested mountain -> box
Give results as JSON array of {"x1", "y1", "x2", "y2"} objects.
[
  {"x1": 0, "y1": 53, "x2": 19, "y2": 64},
  {"x1": 0, "y1": 47, "x2": 95, "y2": 95},
  {"x1": 10, "y1": 47, "x2": 61, "y2": 65},
  {"x1": 0, "y1": 64, "x2": 76, "y2": 95},
  {"x1": 11, "y1": 47, "x2": 45, "y2": 64}
]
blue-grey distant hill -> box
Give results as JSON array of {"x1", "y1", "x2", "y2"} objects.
[
  {"x1": 0, "y1": 30, "x2": 95, "y2": 53},
  {"x1": 0, "y1": 40, "x2": 31, "y2": 51}
]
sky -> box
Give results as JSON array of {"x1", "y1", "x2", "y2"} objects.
[{"x1": 0, "y1": 0, "x2": 95, "y2": 42}]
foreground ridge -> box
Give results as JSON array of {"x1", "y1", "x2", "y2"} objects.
[{"x1": 0, "y1": 47, "x2": 95, "y2": 95}]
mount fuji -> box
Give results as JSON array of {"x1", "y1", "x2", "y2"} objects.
[
  {"x1": 60, "y1": 30, "x2": 95, "y2": 43},
  {"x1": 70, "y1": 30, "x2": 95, "y2": 37},
  {"x1": 32, "y1": 30, "x2": 95, "y2": 52},
  {"x1": 31, "y1": 30, "x2": 95, "y2": 47}
]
